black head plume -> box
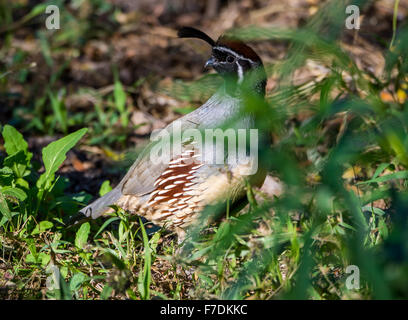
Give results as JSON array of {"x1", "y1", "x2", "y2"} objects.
[{"x1": 177, "y1": 27, "x2": 215, "y2": 47}]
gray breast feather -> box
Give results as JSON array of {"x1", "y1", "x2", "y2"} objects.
[{"x1": 121, "y1": 92, "x2": 242, "y2": 196}]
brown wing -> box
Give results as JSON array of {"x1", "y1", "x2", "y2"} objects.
[{"x1": 120, "y1": 118, "x2": 200, "y2": 197}]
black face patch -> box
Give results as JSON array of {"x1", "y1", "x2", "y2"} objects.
[
  {"x1": 211, "y1": 47, "x2": 255, "y2": 76},
  {"x1": 212, "y1": 48, "x2": 229, "y2": 62},
  {"x1": 211, "y1": 48, "x2": 238, "y2": 76}
]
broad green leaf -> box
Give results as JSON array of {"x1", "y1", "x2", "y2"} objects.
[
  {"x1": 31, "y1": 221, "x2": 54, "y2": 235},
  {"x1": 1, "y1": 187, "x2": 27, "y2": 202},
  {"x1": 0, "y1": 193, "x2": 12, "y2": 221},
  {"x1": 75, "y1": 222, "x2": 90, "y2": 249},
  {"x1": 99, "y1": 180, "x2": 112, "y2": 196},
  {"x1": 26, "y1": 252, "x2": 50, "y2": 266},
  {"x1": 149, "y1": 231, "x2": 161, "y2": 254},
  {"x1": 101, "y1": 285, "x2": 113, "y2": 300},
  {"x1": 0, "y1": 167, "x2": 13, "y2": 175},
  {"x1": 1, "y1": 126, "x2": 32, "y2": 178},
  {"x1": 69, "y1": 273, "x2": 88, "y2": 292},
  {"x1": 2, "y1": 125, "x2": 28, "y2": 156},
  {"x1": 37, "y1": 128, "x2": 87, "y2": 191},
  {"x1": 3, "y1": 150, "x2": 30, "y2": 178}
]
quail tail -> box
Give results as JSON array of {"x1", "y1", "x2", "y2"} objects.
[{"x1": 79, "y1": 187, "x2": 122, "y2": 219}]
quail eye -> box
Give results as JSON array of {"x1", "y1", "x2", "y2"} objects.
[{"x1": 226, "y1": 55, "x2": 235, "y2": 63}]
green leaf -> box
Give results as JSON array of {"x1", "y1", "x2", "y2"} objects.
[
  {"x1": 114, "y1": 78, "x2": 128, "y2": 127},
  {"x1": 357, "y1": 170, "x2": 408, "y2": 185},
  {"x1": 0, "y1": 167, "x2": 13, "y2": 176},
  {"x1": 75, "y1": 222, "x2": 90, "y2": 249},
  {"x1": 69, "y1": 273, "x2": 88, "y2": 293},
  {"x1": 48, "y1": 89, "x2": 68, "y2": 133},
  {"x1": 3, "y1": 150, "x2": 30, "y2": 178},
  {"x1": 137, "y1": 218, "x2": 151, "y2": 300},
  {"x1": 101, "y1": 285, "x2": 113, "y2": 300},
  {"x1": 37, "y1": 128, "x2": 87, "y2": 191},
  {"x1": 362, "y1": 205, "x2": 385, "y2": 216},
  {"x1": 59, "y1": 275, "x2": 72, "y2": 300},
  {"x1": 378, "y1": 218, "x2": 389, "y2": 239},
  {"x1": 1, "y1": 187, "x2": 27, "y2": 202},
  {"x1": 372, "y1": 163, "x2": 390, "y2": 180},
  {"x1": 104, "y1": 251, "x2": 126, "y2": 270},
  {"x1": 94, "y1": 217, "x2": 120, "y2": 239},
  {"x1": 173, "y1": 106, "x2": 196, "y2": 115},
  {"x1": 26, "y1": 3, "x2": 50, "y2": 20},
  {"x1": 2, "y1": 124, "x2": 28, "y2": 156},
  {"x1": 0, "y1": 193, "x2": 12, "y2": 222},
  {"x1": 99, "y1": 180, "x2": 112, "y2": 197},
  {"x1": 31, "y1": 221, "x2": 54, "y2": 235},
  {"x1": 114, "y1": 79, "x2": 126, "y2": 113},
  {"x1": 26, "y1": 252, "x2": 50, "y2": 267}
]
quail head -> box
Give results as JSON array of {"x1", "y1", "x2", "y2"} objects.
[{"x1": 80, "y1": 27, "x2": 268, "y2": 242}]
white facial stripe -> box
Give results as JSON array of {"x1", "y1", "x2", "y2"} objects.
[
  {"x1": 236, "y1": 61, "x2": 243, "y2": 83},
  {"x1": 213, "y1": 46, "x2": 255, "y2": 63}
]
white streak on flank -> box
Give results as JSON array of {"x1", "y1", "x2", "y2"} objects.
[
  {"x1": 173, "y1": 192, "x2": 183, "y2": 197},
  {"x1": 158, "y1": 177, "x2": 171, "y2": 186},
  {"x1": 185, "y1": 182, "x2": 195, "y2": 186},
  {"x1": 154, "y1": 196, "x2": 168, "y2": 201},
  {"x1": 161, "y1": 169, "x2": 173, "y2": 176},
  {"x1": 167, "y1": 198, "x2": 177, "y2": 204},
  {"x1": 169, "y1": 164, "x2": 187, "y2": 168},
  {"x1": 165, "y1": 175, "x2": 179, "y2": 181},
  {"x1": 174, "y1": 174, "x2": 188, "y2": 179},
  {"x1": 169, "y1": 159, "x2": 182, "y2": 165},
  {"x1": 173, "y1": 180, "x2": 185, "y2": 184},
  {"x1": 158, "y1": 189, "x2": 170, "y2": 195},
  {"x1": 164, "y1": 184, "x2": 176, "y2": 190},
  {"x1": 159, "y1": 212, "x2": 172, "y2": 217}
]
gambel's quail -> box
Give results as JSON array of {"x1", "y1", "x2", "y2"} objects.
[{"x1": 80, "y1": 27, "x2": 268, "y2": 241}]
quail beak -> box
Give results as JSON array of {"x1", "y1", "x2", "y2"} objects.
[{"x1": 204, "y1": 57, "x2": 216, "y2": 69}]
